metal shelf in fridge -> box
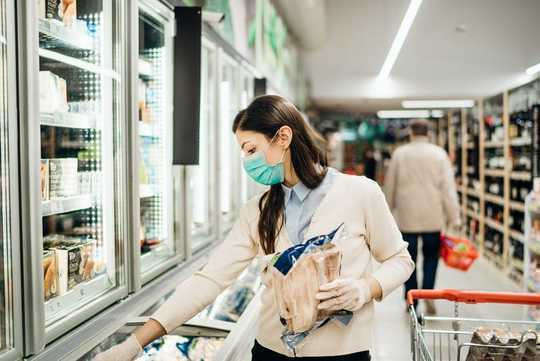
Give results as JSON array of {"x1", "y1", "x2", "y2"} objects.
[
  {"x1": 42, "y1": 194, "x2": 96, "y2": 217},
  {"x1": 38, "y1": 18, "x2": 94, "y2": 50},
  {"x1": 40, "y1": 112, "x2": 98, "y2": 129}
]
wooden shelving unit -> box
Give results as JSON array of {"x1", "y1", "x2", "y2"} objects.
[{"x1": 440, "y1": 77, "x2": 539, "y2": 289}]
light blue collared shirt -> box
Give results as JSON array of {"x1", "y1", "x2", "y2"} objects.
[{"x1": 282, "y1": 168, "x2": 338, "y2": 244}]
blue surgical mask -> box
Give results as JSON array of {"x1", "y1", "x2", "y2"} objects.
[{"x1": 242, "y1": 135, "x2": 285, "y2": 186}]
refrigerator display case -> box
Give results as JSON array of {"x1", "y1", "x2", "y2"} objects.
[
  {"x1": 218, "y1": 52, "x2": 242, "y2": 234},
  {"x1": 135, "y1": 1, "x2": 179, "y2": 282},
  {"x1": 189, "y1": 38, "x2": 218, "y2": 253},
  {"x1": 0, "y1": 0, "x2": 23, "y2": 359},
  {"x1": 79, "y1": 260, "x2": 263, "y2": 361},
  {"x1": 18, "y1": 0, "x2": 129, "y2": 350}
]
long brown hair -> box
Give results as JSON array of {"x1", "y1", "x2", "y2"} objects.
[{"x1": 232, "y1": 95, "x2": 327, "y2": 254}]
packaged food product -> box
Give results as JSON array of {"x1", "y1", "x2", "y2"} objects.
[
  {"x1": 269, "y1": 224, "x2": 350, "y2": 352},
  {"x1": 39, "y1": 71, "x2": 68, "y2": 114},
  {"x1": 465, "y1": 327, "x2": 537, "y2": 361},
  {"x1": 272, "y1": 243, "x2": 342, "y2": 333},
  {"x1": 38, "y1": 0, "x2": 77, "y2": 26},
  {"x1": 41, "y1": 159, "x2": 50, "y2": 200},
  {"x1": 43, "y1": 250, "x2": 58, "y2": 301},
  {"x1": 49, "y1": 238, "x2": 95, "y2": 294},
  {"x1": 49, "y1": 158, "x2": 78, "y2": 198}
]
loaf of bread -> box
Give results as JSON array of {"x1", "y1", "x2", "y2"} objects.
[{"x1": 271, "y1": 243, "x2": 342, "y2": 333}]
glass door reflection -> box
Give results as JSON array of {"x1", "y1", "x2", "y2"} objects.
[
  {"x1": 190, "y1": 42, "x2": 217, "y2": 252},
  {"x1": 218, "y1": 55, "x2": 241, "y2": 233},
  {"x1": 0, "y1": 0, "x2": 19, "y2": 355},
  {"x1": 137, "y1": 5, "x2": 174, "y2": 274},
  {"x1": 37, "y1": 1, "x2": 124, "y2": 326}
]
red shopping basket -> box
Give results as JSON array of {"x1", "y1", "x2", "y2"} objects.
[{"x1": 439, "y1": 233, "x2": 478, "y2": 271}]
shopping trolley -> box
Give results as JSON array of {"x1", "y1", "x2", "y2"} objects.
[{"x1": 408, "y1": 289, "x2": 540, "y2": 361}]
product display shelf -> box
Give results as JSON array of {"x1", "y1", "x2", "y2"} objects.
[
  {"x1": 41, "y1": 194, "x2": 97, "y2": 217},
  {"x1": 511, "y1": 137, "x2": 532, "y2": 147},
  {"x1": 466, "y1": 209, "x2": 480, "y2": 220},
  {"x1": 485, "y1": 193, "x2": 505, "y2": 206},
  {"x1": 510, "y1": 201, "x2": 526, "y2": 212},
  {"x1": 511, "y1": 171, "x2": 532, "y2": 181},
  {"x1": 484, "y1": 141, "x2": 504, "y2": 148},
  {"x1": 40, "y1": 111, "x2": 99, "y2": 129},
  {"x1": 510, "y1": 229, "x2": 525, "y2": 243},
  {"x1": 483, "y1": 248, "x2": 504, "y2": 268},
  {"x1": 39, "y1": 48, "x2": 120, "y2": 80},
  {"x1": 466, "y1": 187, "x2": 480, "y2": 197},
  {"x1": 38, "y1": 18, "x2": 94, "y2": 50},
  {"x1": 455, "y1": 81, "x2": 539, "y2": 288},
  {"x1": 45, "y1": 273, "x2": 113, "y2": 325},
  {"x1": 485, "y1": 217, "x2": 505, "y2": 233},
  {"x1": 484, "y1": 168, "x2": 505, "y2": 178}
]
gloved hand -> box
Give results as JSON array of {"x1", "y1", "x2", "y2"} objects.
[
  {"x1": 316, "y1": 278, "x2": 372, "y2": 312},
  {"x1": 93, "y1": 334, "x2": 142, "y2": 361}
]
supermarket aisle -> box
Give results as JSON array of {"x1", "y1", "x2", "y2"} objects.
[{"x1": 372, "y1": 256, "x2": 524, "y2": 361}]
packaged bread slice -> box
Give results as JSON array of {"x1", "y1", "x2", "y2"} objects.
[{"x1": 271, "y1": 243, "x2": 342, "y2": 333}]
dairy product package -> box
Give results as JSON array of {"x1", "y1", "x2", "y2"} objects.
[
  {"x1": 49, "y1": 158, "x2": 78, "y2": 198},
  {"x1": 45, "y1": 237, "x2": 95, "y2": 294},
  {"x1": 39, "y1": 71, "x2": 68, "y2": 114},
  {"x1": 269, "y1": 224, "x2": 351, "y2": 352},
  {"x1": 43, "y1": 250, "x2": 58, "y2": 301},
  {"x1": 41, "y1": 159, "x2": 50, "y2": 200}
]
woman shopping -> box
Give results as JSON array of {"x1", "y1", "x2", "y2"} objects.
[{"x1": 95, "y1": 95, "x2": 414, "y2": 360}]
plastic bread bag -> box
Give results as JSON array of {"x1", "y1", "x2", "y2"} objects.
[{"x1": 269, "y1": 224, "x2": 353, "y2": 352}]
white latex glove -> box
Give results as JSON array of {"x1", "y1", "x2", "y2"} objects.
[
  {"x1": 93, "y1": 335, "x2": 143, "y2": 361},
  {"x1": 316, "y1": 278, "x2": 372, "y2": 312}
]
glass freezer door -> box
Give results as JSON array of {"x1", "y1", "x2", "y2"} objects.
[
  {"x1": 218, "y1": 54, "x2": 241, "y2": 233},
  {"x1": 189, "y1": 40, "x2": 218, "y2": 252},
  {"x1": 35, "y1": 1, "x2": 127, "y2": 334},
  {"x1": 137, "y1": 2, "x2": 176, "y2": 277},
  {"x1": 0, "y1": 0, "x2": 23, "y2": 358}
]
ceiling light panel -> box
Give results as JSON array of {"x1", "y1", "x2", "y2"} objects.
[
  {"x1": 378, "y1": 0, "x2": 423, "y2": 79},
  {"x1": 377, "y1": 110, "x2": 430, "y2": 119},
  {"x1": 526, "y1": 62, "x2": 540, "y2": 76},
  {"x1": 402, "y1": 100, "x2": 475, "y2": 108}
]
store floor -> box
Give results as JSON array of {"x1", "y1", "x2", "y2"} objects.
[{"x1": 372, "y1": 256, "x2": 525, "y2": 361}]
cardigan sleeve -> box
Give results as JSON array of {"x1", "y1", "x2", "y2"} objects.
[
  {"x1": 364, "y1": 179, "x2": 415, "y2": 299},
  {"x1": 151, "y1": 204, "x2": 258, "y2": 333}
]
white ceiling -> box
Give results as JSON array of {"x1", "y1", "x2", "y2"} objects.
[{"x1": 301, "y1": 0, "x2": 540, "y2": 112}]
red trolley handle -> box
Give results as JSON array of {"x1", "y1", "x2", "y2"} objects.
[{"x1": 407, "y1": 289, "x2": 540, "y2": 306}]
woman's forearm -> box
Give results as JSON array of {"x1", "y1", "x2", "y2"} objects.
[{"x1": 134, "y1": 319, "x2": 167, "y2": 348}]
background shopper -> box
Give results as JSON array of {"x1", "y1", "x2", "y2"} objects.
[
  {"x1": 95, "y1": 95, "x2": 414, "y2": 360},
  {"x1": 384, "y1": 119, "x2": 461, "y2": 313}
]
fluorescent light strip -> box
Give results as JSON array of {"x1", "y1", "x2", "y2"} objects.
[
  {"x1": 377, "y1": 110, "x2": 430, "y2": 119},
  {"x1": 402, "y1": 100, "x2": 474, "y2": 108},
  {"x1": 377, "y1": 0, "x2": 423, "y2": 79},
  {"x1": 526, "y1": 62, "x2": 540, "y2": 76}
]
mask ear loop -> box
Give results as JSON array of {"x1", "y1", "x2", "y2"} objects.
[{"x1": 271, "y1": 128, "x2": 288, "y2": 164}]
